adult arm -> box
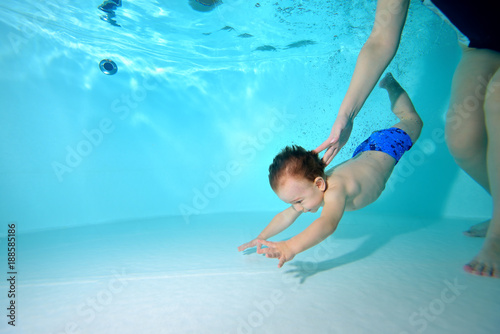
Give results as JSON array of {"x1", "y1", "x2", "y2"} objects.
[{"x1": 315, "y1": 0, "x2": 410, "y2": 165}]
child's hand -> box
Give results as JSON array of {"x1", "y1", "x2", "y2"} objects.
[
  {"x1": 237, "y1": 238, "x2": 262, "y2": 252},
  {"x1": 256, "y1": 240, "x2": 296, "y2": 268}
]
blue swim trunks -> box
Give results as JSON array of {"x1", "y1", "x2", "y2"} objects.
[{"x1": 352, "y1": 127, "x2": 413, "y2": 165}]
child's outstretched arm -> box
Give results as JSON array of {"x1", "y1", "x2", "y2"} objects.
[
  {"x1": 237, "y1": 206, "x2": 302, "y2": 252},
  {"x1": 258, "y1": 185, "x2": 347, "y2": 267}
]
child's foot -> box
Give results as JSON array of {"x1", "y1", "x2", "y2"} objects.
[
  {"x1": 463, "y1": 220, "x2": 490, "y2": 238},
  {"x1": 379, "y1": 72, "x2": 397, "y2": 89},
  {"x1": 464, "y1": 235, "x2": 500, "y2": 278}
]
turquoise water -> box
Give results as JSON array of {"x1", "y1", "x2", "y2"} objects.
[
  {"x1": 0, "y1": 1, "x2": 498, "y2": 333},
  {"x1": 0, "y1": 0, "x2": 491, "y2": 231}
]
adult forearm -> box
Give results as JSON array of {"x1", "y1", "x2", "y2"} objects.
[{"x1": 338, "y1": 39, "x2": 398, "y2": 121}]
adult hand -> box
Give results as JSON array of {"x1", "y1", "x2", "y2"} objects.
[{"x1": 314, "y1": 114, "x2": 353, "y2": 165}]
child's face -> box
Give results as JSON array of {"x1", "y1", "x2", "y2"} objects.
[{"x1": 275, "y1": 175, "x2": 326, "y2": 213}]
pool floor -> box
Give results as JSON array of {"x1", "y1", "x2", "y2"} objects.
[{"x1": 1, "y1": 212, "x2": 499, "y2": 334}]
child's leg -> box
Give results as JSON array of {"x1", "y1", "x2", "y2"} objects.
[{"x1": 379, "y1": 73, "x2": 423, "y2": 144}]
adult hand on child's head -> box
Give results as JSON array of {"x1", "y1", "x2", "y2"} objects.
[{"x1": 314, "y1": 114, "x2": 353, "y2": 165}]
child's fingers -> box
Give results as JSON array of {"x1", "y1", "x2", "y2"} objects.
[
  {"x1": 260, "y1": 248, "x2": 280, "y2": 258},
  {"x1": 258, "y1": 245, "x2": 279, "y2": 257},
  {"x1": 257, "y1": 240, "x2": 282, "y2": 258},
  {"x1": 256, "y1": 239, "x2": 272, "y2": 247},
  {"x1": 265, "y1": 251, "x2": 281, "y2": 258},
  {"x1": 238, "y1": 241, "x2": 254, "y2": 251},
  {"x1": 278, "y1": 256, "x2": 286, "y2": 268},
  {"x1": 257, "y1": 240, "x2": 275, "y2": 252},
  {"x1": 258, "y1": 246, "x2": 271, "y2": 254}
]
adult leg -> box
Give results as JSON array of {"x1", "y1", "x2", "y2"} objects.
[
  {"x1": 464, "y1": 65, "x2": 500, "y2": 277},
  {"x1": 446, "y1": 46, "x2": 500, "y2": 277},
  {"x1": 446, "y1": 47, "x2": 500, "y2": 239},
  {"x1": 445, "y1": 47, "x2": 498, "y2": 192}
]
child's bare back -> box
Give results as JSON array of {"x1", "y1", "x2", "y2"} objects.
[{"x1": 325, "y1": 150, "x2": 396, "y2": 211}]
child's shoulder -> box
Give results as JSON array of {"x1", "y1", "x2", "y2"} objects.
[
  {"x1": 323, "y1": 176, "x2": 349, "y2": 206},
  {"x1": 326, "y1": 167, "x2": 357, "y2": 197},
  {"x1": 325, "y1": 157, "x2": 354, "y2": 175},
  {"x1": 326, "y1": 174, "x2": 348, "y2": 193}
]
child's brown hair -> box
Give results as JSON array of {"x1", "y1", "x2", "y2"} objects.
[{"x1": 268, "y1": 145, "x2": 327, "y2": 191}]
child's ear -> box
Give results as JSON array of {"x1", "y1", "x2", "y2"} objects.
[{"x1": 314, "y1": 177, "x2": 327, "y2": 191}]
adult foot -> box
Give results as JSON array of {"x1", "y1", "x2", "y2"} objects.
[
  {"x1": 464, "y1": 235, "x2": 500, "y2": 278},
  {"x1": 463, "y1": 220, "x2": 490, "y2": 238}
]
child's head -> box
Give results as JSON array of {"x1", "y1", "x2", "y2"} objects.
[{"x1": 268, "y1": 145, "x2": 327, "y2": 213}]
